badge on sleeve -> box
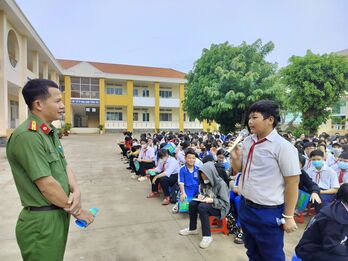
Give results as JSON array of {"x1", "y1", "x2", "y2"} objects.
[
  {"x1": 28, "y1": 121, "x2": 38, "y2": 131},
  {"x1": 40, "y1": 123, "x2": 51, "y2": 135}
]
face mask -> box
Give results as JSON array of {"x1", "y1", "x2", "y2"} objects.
[
  {"x1": 332, "y1": 148, "x2": 342, "y2": 157},
  {"x1": 312, "y1": 160, "x2": 324, "y2": 168},
  {"x1": 203, "y1": 179, "x2": 210, "y2": 184},
  {"x1": 338, "y1": 161, "x2": 348, "y2": 170}
]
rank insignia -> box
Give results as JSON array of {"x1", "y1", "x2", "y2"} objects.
[
  {"x1": 28, "y1": 121, "x2": 38, "y2": 131},
  {"x1": 40, "y1": 123, "x2": 51, "y2": 135}
]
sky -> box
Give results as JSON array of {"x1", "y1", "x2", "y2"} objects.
[{"x1": 15, "y1": 0, "x2": 348, "y2": 73}]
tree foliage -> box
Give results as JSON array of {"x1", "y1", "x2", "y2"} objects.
[
  {"x1": 184, "y1": 39, "x2": 283, "y2": 132},
  {"x1": 281, "y1": 50, "x2": 348, "y2": 134}
]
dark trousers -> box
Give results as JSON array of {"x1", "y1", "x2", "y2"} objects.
[
  {"x1": 150, "y1": 174, "x2": 178, "y2": 197},
  {"x1": 119, "y1": 144, "x2": 128, "y2": 157},
  {"x1": 239, "y1": 199, "x2": 285, "y2": 261},
  {"x1": 188, "y1": 200, "x2": 221, "y2": 237},
  {"x1": 136, "y1": 161, "x2": 155, "y2": 176},
  {"x1": 129, "y1": 155, "x2": 136, "y2": 170}
]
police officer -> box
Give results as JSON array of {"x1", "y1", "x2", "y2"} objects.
[
  {"x1": 6, "y1": 79, "x2": 94, "y2": 261},
  {"x1": 231, "y1": 100, "x2": 300, "y2": 261}
]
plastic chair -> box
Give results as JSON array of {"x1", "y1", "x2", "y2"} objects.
[
  {"x1": 292, "y1": 254, "x2": 302, "y2": 261},
  {"x1": 209, "y1": 216, "x2": 228, "y2": 235}
]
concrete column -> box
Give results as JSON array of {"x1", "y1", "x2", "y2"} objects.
[
  {"x1": 32, "y1": 51, "x2": 39, "y2": 78},
  {"x1": 154, "y1": 82, "x2": 160, "y2": 131},
  {"x1": 126, "y1": 80, "x2": 134, "y2": 131},
  {"x1": 179, "y1": 83, "x2": 185, "y2": 131},
  {"x1": 50, "y1": 70, "x2": 57, "y2": 84},
  {"x1": 64, "y1": 76, "x2": 71, "y2": 124},
  {"x1": 0, "y1": 12, "x2": 8, "y2": 137},
  {"x1": 99, "y1": 78, "x2": 105, "y2": 127},
  {"x1": 18, "y1": 35, "x2": 28, "y2": 124},
  {"x1": 42, "y1": 62, "x2": 48, "y2": 79}
]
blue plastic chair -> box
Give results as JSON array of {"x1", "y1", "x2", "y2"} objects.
[{"x1": 292, "y1": 254, "x2": 302, "y2": 261}]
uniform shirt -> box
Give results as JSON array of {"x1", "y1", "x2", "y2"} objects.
[
  {"x1": 303, "y1": 154, "x2": 312, "y2": 172},
  {"x1": 195, "y1": 158, "x2": 203, "y2": 168},
  {"x1": 240, "y1": 129, "x2": 301, "y2": 206},
  {"x1": 306, "y1": 164, "x2": 340, "y2": 190},
  {"x1": 179, "y1": 165, "x2": 199, "y2": 188},
  {"x1": 326, "y1": 152, "x2": 338, "y2": 167},
  {"x1": 331, "y1": 164, "x2": 348, "y2": 184},
  {"x1": 6, "y1": 113, "x2": 70, "y2": 207},
  {"x1": 177, "y1": 150, "x2": 185, "y2": 166},
  {"x1": 153, "y1": 156, "x2": 180, "y2": 177},
  {"x1": 139, "y1": 146, "x2": 155, "y2": 161}
]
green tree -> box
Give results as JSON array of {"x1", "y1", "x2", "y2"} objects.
[
  {"x1": 281, "y1": 50, "x2": 348, "y2": 134},
  {"x1": 184, "y1": 39, "x2": 283, "y2": 132}
]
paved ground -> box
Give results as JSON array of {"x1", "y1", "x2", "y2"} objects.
[{"x1": 0, "y1": 134, "x2": 309, "y2": 261}]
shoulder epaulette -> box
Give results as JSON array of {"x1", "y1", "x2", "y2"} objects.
[{"x1": 28, "y1": 121, "x2": 38, "y2": 131}]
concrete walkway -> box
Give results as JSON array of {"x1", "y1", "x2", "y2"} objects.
[{"x1": 0, "y1": 134, "x2": 308, "y2": 261}]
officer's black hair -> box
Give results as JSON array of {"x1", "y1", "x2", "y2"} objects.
[
  {"x1": 247, "y1": 100, "x2": 281, "y2": 128},
  {"x1": 309, "y1": 149, "x2": 324, "y2": 158},
  {"x1": 336, "y1": 183, "x2": 348, "y2": 204},
  {"x1": 22, "y1": 79, "x2": 59, "y2": 110}
]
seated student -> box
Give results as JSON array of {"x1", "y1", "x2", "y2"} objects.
[
  {"x1": 127, "y1": 142, "x2": 140, "y2": 172},
  {"x1": 133, "y1": 138, "x2": 155, "y2": 182},
  {"x1": 229, "y1": 172, "x2": 244, "y2": 244},
  {"x1": 295, "y1": 183, "x2": 348, "y2": 261},
  {"x1": 199, "y1": 143, "x2": 212, "y2": 161},
  {"x1": 147, "y1": 149, "x2": 180, "y2": 205},
  {"x1": 303, "y1": 142, "x2": 316, "y2": 171},
  {"x1": 176, "y1": 140, "x2": 190, "y2": 166},
  {"x1": 298, "y1": 154, "x2": 322, "y2": 212},
  {"x1": 216, "y1": 148, "x2": 231, "y2": 172},
  {"x1": 330, "y1": 143, "x2": 343, "y2": 166},
  {"x1": 179, "y1": 148, "x2": 200, "y2": 203},
  {"x1": 203, "y1": 153, "x2": 229, "y2": 185},
  {"x1": 332, "y1": 151, "x2": 348, "y2": 185},
  {"x1": 307, "y1": 150, "x2": 340, "y2": 206},
  {"x1": 318, "y1": 143, "x2": 336, "y2": 168},
  {"x1": 179, "y1": 161, "x2": 230, "y2": 249}
]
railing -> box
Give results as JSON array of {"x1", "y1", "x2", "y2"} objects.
[
  {"x1": 105, "y1": 121, "x2": 127, "y2": 129},
  {"x1": 133, "y1": 121, "x2": 155, "y2": 129},
  {"x1": 184, "y1": 121, "x2": 203, "y2": 129},
  {"x1": 133, "y1": 97, "x2": 155, "y2": 107},
  {"x1": 159, "y1": 121, "x2": 179, "y2": 129},
  {"x1": 159, "y1": 98, "x2": 180, "y2": 108}
]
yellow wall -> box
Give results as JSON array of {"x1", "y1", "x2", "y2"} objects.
[
  {"x1": 105, "y1": 94, "x2": 129, "y2": 106},
  {"x1": 64, "y1": 76, "x2": 71, "y2": 124},
  {"x1": 99, "y1": 78, "x2": 105, "y2": 126},
  {"x1": 154, "y1": 82, "x2": 160, "y2": 130},
  {"x1": 179, "y1": 83, "x2": 184, "y2": 131},
  {"x1": 126, "y1": 80, "x2": 134, "y2": 131}
]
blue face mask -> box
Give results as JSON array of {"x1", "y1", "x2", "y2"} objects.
[
  {"x1": 312, "y1": 160, "x2": 324, "y2": 169},
  {"x1": 338, "y1": 161, "x2": 348, "y2": 170}
]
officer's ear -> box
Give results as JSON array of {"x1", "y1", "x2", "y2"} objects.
[{"x1": 31, "y1": 99, "x2": 44, "y2": 112}]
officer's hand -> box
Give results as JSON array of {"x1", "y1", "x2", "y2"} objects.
[
  {"x1": 73, "y1": 209, "x2": 94, "y2": 227},
  {"x1": 283, "y1": 217, "x2": 297, "y2": 233},
  {"x1": 65, "y1": 192, "x2": 82, "y2": 215}
]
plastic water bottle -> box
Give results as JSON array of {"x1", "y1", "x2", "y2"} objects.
[
  {"x1": 276, "y1": 217, "x2": 285, "y2": 226},
  {"x1": 75, "y1": 207, "x2": 99, "y2": 228}
]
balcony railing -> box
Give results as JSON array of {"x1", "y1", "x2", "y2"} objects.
[
  {"x1": 184, "y1": 121, "x2": 203, "y2": 129},
  {"x1": 133, "y1": 121, "x2": 155, "y2": 129},
  {"x1": 105, "y1": 121, "x2": 127, "y2": 129},
  {"x1": 159, "y1": 121, "x2": 179, "y2": 129}
]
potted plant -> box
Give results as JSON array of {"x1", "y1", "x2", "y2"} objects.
[
  {"x1": 63, "y1": 123, "x2": 71, "y2": 136},
  {"x1": 98, "y1": 124, "x2": 104, "y2": 134},
  {"x1": 58, "y1": 128, "x2": 64, "y2": 139}
]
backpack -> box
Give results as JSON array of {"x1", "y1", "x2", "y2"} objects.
[{"x1": 170, "y1": 182, "x2": 180, "y2": 204}]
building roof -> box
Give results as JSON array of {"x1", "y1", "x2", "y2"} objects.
[{"x1": 58, "y1": 59, "x2": 186, "y2": 79}]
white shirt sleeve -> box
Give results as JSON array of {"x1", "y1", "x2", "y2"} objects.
[{"x1": 278, "y1": 142, "x2": 301, "y2": 177}]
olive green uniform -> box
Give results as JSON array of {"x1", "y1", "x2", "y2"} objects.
[{"x1": 6, "y1": 113, "x2": 71, "y2": 261}]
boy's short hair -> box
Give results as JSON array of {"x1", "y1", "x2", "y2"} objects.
[
  {"x1": 336, "y1": 183, "x2": 348, "y2": 204},
  {"x1": 247, "y1": 100, "x2": 281, "y2": 128},
  {"x1": 185, "y1": 148, "x2": 196, "y2": 157},
  {"x1": 304, "y1": 142, "x2": 316, "y2": 149},
  {"x1": 202, "y1": 154, "x2": 214, "y2": 163},
  {"x1": 339, "y1": 152, "x2": 348, "y2": 160},
  {"x1": 332, "y1": 142, "x2": 342, "y2": 148},
  {"x1": 216, "y1": 149, "x2": 226, "y2": 156},
  {"x1": 140, "y1": 138, "x2": 148, "y2": 143},
  {"x1": 22, "y1": 79, "x2": 59, "y2": 110},
  {"x1": 309, "y1": 150, "x2": 324, "y2": 158}
]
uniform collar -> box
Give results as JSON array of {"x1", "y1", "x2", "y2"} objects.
[
  {"x1": 28, "y1": 113, "x2": 54, "y2": 135},
  {"x1": 251, "y1": 128, "x2": 278, "y2": 143}
]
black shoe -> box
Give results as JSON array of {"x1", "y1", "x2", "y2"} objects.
[
  {"x1": 234, "y1": 231, "x2": 244, "y2": 244},
  {"x1": 131, "y1": 170, "x2": 135, "y2": 173},
  {"x1": 126, "y1": 167, "x2": 132, "y2": 170}
]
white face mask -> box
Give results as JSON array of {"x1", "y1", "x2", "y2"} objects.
[
  {"x1": 203, "y1": 179, "x2": 210, "y2": 184},
  {"x1": 141, "y1": 144, "x2": 147, "y2": 149}
]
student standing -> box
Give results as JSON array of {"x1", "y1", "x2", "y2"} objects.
[{"x1": 231, "y1": 100, "x2": 300, "y2": 261}]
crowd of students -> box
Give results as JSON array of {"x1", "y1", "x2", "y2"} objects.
[{"x1": 118, "y1": 128, "x2": 348, "y2": 258}]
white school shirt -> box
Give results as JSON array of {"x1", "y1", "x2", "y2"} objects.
[
  {"x1": 139, "y1": 146, "x2": 155, "y2": 161},
  {"x1": 331, "y1": 163, "x2": 348, "y2": 184},
  {"x1": 239, "y1": 129, "x2": 301, "y2": 206},
  {"x1": 306, "y1": 164, "x2": 340, "y2": 190},
  {"x1": 153, "y1": 156, "x2": 180, "y2": 177}
]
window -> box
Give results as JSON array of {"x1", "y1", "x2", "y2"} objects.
[
  {"x1": 7, "y1": 30, "x2": 19, "y2": 68},
  {"x1": 159, "y1": 90, "x2": 172, "y2": 98},
  {"x1": 142, "y1": 89, "x2": 149, "y2": 97},
  {"x1": 160, "y1": 113, "x2": 172, "y2": 121},
  {"x1": 133, "y1": 88, "x2": 139, "y2": 97},
  {"x1": 68, "y1": 77, "x2": 99, "y2": 98},
  {"x1": 133, "y1": 112, "x2": 139, "y2": 121},
  {"x1": 106, "y1": 87, "x2": 123, "y2": 95},
  {"x1": 142, "y1": 112, "x2": 150, "y2": 122},
  {"x1": 106, "y1": 112, "x2": 123, "y2": 121}
]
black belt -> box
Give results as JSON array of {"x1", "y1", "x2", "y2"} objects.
[
  {"x1": 25, "y1": 205, "x2": 61, "y2": 211},
  {"x1": 244, "y1": 198, "x2": 283, "y2": 209}
]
